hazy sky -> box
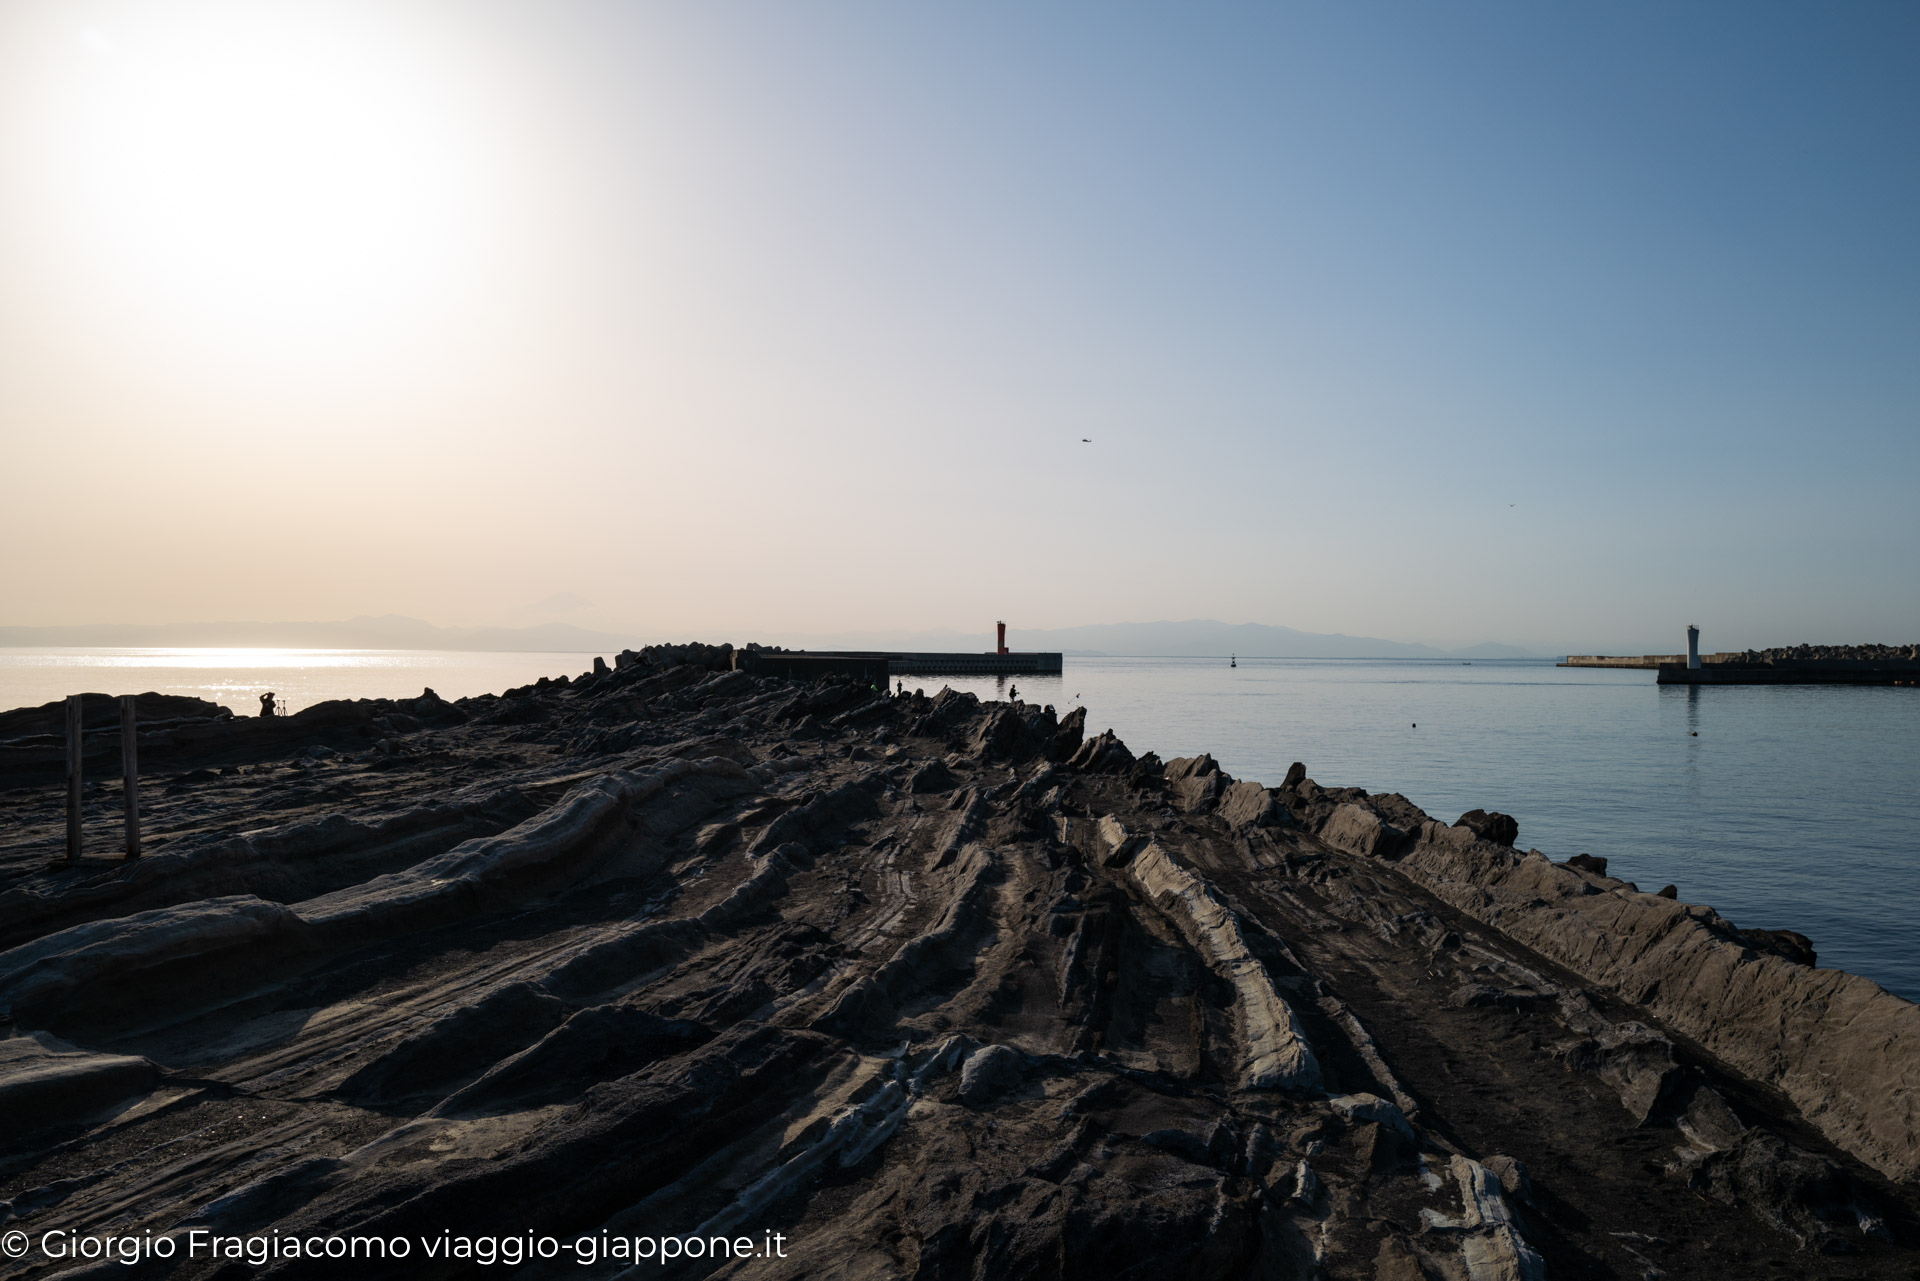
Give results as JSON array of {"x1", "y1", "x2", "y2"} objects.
[{"x1": 2, "y1": 2, "x2": 1915, "y2": 653}]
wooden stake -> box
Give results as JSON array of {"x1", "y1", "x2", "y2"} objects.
[
  {"x1": 65, "y1": 694, "x2": 83, "y2": 861},
  {"x1": 121, "y1": 694, "x2": 141, "y2": 859}
]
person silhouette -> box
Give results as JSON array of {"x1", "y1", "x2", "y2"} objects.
[{"x1": 259, "y1": 692, "x2": 277, "y2": 718}]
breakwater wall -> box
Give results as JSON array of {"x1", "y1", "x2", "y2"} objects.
[
  {"x1": 1566, "y1": 641, "x2": 1920, "y2": 678},
  {"x1": 1658, "y1": 659, "x2": 1920, "y2": 686},
  {"x1": 734, "y1": 648, "x2": 1062, "y2": 679}
]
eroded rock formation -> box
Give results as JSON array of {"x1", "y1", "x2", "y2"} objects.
[{"x1": 0, "y1": 654, "x2": 1915, "y2": 1278}]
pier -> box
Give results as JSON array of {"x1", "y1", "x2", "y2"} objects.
[
  {"x1": 733, "y1": 622, "x2": 1063, "y2": 681},
  {"x1": 734, "y1": 649, "x2": 1063, "y2": 680}
]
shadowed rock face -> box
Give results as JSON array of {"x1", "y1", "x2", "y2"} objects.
[
  {"x1": 0, "y1": 653, "x2": 1916, "y2": 1280},
  {"x1": 1454, "y1": 809, "x2": 1519, "y2": 847}
]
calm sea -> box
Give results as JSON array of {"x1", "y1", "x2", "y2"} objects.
[{"x1": 3, "y1": 650, "x2": 1915, "y2": 1000}]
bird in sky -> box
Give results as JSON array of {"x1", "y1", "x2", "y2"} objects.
[{"x1": 1081, "y1": 438, "x2": 1091, "y2": 442}]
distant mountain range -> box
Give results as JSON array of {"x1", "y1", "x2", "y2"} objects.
[
  {"x1": 774, "y1": 620, "x2": 1546, "y2": 659},
  {"x1": 0, "y1": 616, "x2": 1550, "y2": 659}
]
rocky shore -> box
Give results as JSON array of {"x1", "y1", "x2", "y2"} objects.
[{"x1": 1, "y1": 645, "x2": 1916, "y2": 1279}]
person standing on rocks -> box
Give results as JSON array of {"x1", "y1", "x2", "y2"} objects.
[{"x1": 259, "y1": 692, "x2": 277, "y2": 718}]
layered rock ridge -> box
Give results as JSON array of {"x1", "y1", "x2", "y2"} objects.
[
  {"x1": 1293, "y1": 777, "x2": 1920, "y2": 1187},
  {"x1": 0, "y1": 651, "x2": 1913, "y2": 1277}
]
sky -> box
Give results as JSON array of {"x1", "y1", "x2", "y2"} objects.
[{"x1": 1, "y1": 1, "x2": 1915, "y2": 655}]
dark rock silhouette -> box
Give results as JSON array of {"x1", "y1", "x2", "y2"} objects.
[
  {"x1": 1456, "y1": 807, "x2": 1520, "y2": 846},
  {"x1": 0, "y1": 692, "x2": 229, "y2": 741}
]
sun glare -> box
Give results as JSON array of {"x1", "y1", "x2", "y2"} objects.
[{"x1": 30, "y1": 4, "x2": 498, "y2": 365}]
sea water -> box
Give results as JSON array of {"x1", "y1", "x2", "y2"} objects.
[{"x1": 3, "y1": 649, "x2": 1916, "y2": 1000}]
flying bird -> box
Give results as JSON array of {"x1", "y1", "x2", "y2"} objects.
[{"x1": 1082, "y1": 438, "x2": 1091, "y2": 443}]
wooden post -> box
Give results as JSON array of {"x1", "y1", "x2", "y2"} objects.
[
  {"x1": 65, "y1": 694, "x2": 83, "y2": 861},
  {"x1": 121, "y1": 695, "x2": 141, "y2": 859}
]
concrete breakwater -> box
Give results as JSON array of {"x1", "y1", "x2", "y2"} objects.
[
  {"x1": 1566, "y1": 641, "x2": 1920, "y2": 685},
  {"x1": 1658, "y1": 658, "x2": 1920, "y2": 685},
  {"x1": 731, "y1": 646, "x2": 1063, "y2": 679},
  {"x1": 0, "y1": 640, "x2": 1916, "y2": 1277},
  {"x1": 1658, "y1": 641, "x2": 1920, "y2": 685}
]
